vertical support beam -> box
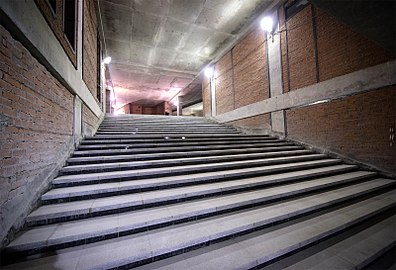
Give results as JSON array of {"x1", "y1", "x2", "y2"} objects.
[
  {"x1": 73, "y1": 95, "x2": 82, "y2": 146},
  {"x1": 210, "y1": 76, "x2": 216, "y2": 117},
  {"x1": 267, "y1": 11, "x2": 286, "y2": 136}
]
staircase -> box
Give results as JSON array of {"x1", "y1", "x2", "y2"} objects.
[{"x1": 2, "y1": 114, "x2": 395, "y2": 269}]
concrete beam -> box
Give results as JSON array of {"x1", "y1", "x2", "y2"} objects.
[{"x1": 215, "y1": 60, "x2": 396, "y2": 123}]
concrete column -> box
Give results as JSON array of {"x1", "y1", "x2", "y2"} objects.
[
  {"x1": 210, "y1": 76, "x2": 216, "y2": 117},
  {"x1": 267, "y1": 11, "x2": 286, "y2": 136},
  {"x1": 73, "y1": 95, "x2": 82, "y2": 146},
  {"x1": 177, "y1": 96, "x2": 182, "y2": 116}
]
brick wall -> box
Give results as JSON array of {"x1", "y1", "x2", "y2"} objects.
[
  {"x1": 228, "y1": 114, "x2": 271, "y2": 134},
  {"x1": 215, "y1": 52, "x2": 233, "y2": 115},
  {"x1": 286, "y1": 86, "x2": 396, "y2": 174},
  {"x1": 0, "y1": 24, "x2": 74, "y2": 246},
  {"x1": 280, "y1": 3, "x2": 394, "y2": 92},
  {"x1": 315, "y1": 8, "x2": 393, "y2": 82},
  {"x1": 202, "y1": 75, "x2": 211, "y2": 117},
  {"x1": 233, "y1": 28, "x2": 269, "y2": 108},
  {"x1": 83, "y1": 0, "x2": 98, "y2": 100},
  {"x1": 83, "y1": 103, "x2": 101, "y2": 136},
  {"x1": 284, "y1": 5, "x2": 317, "y2": 91}
]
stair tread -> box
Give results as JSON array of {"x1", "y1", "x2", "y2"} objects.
[
  {"x1": 72, "y1": 142, "x2": 292, "y2": 156},
  {"x1": 32, "y1": 166, "x2": 360, "y2": 221},
  {"x1": 5, "y1": 187, "x2": 395, "y2": 270},
  {"x1": 61, "y1": 150, "x2": 312, "y2": 173},
  {"x1": 10, "y1": 172, "x2": 383, "y2": 252},
  {"x1": 47, "y1": 164, "x2": 362, "y2": 201},
  {"x1": 57, "y1": 154, "x2": 326, "y2": 181},
  {"x1": 280, "y1": 215, "x2": 396, "y2": 270},
  {"x1": 53, "y1": 158, "x2": 342, "y2": 186},
  {"x1": 67, "y1": 146, "x2": 303, "y2": 164}
]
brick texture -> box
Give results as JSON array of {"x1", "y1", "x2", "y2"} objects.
[
  {"x1": 286, "y1": 86, "x2": 396, "y2": 174},
  {"x1": 215, "y1": 52, "x2": 234, "y2": 115},
  {"x1": 35, "y1": 0, "x2": 77, "y2": 67},
  {"x1": 0, "y1": 25, "x2": 74, "y2": 246},
  {"x1": 233, "y1": 28, "x2": 269, "y2": 108},
  {"x1": 228, "y1": 114, "x2": 271, "y2": 133},
  {"x1": 315, "y1": 8, "x2": 394, "y2": 82},
  {"x1": 202, "y1": 75, "x2": 211, "y2": 117},
  {"x1": 284, "y1": 5, "x2": 317, "y2": 91},
  {"x1": 83, "y1": 104, "x2": 101, "y2": 136},
  {"x1": 83, "y1": 0, "x2": 99, "y2": 100}
]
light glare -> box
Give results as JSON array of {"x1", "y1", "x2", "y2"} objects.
[
  {"x1": 103, "y1": 56, "x2": 112, "y2": 64},
  {"x1": 260, "y1": 17, "x2": 273, "y2": 33},
  {"x1": 204, "y1": 66, "x2": 214, "y2": 78}
]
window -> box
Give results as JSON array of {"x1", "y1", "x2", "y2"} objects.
[
  {"x1": 64, "y1": 0, "x2": 77, "y2": 50},
  {"x1": 47, "y1": 0, "x2": 56, "y2": 14},
  {"x1": 285, "y1": 0, "x2": 310, "y2": 20}
]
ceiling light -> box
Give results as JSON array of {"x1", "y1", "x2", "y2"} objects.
[
  {"x1": 103, "y1": 56, "x2": 112, "y2": 64},
  {"x1": 260, "y1": 16, "x2": 273, "y2": 33},
  {"x1": 204, "y1": 66, "x2": 214, "y2": 78}
]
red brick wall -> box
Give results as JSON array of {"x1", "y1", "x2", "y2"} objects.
[
  {"x1": 286, "y1": 86, "x2": 396, "y2": 174},
  {"x1": 83, "y1": 0, "x2": 99, "y2": 100},
  {"x1": 284, "y1": 5, "x2": 317, "y2": 91},
  {"x1": 233, "y1": 28, "x2": 269, "y2": 108},
  {"x1": 315, "y1": 8, "x2": 394, "y2": 82},
  {"x1": 82, "y1": 104, "x2": 101, "y2": 136},
  {"x1": 280, "y1": 4, "x2": 394, "y2": 92},
  {"x1": 0, "y1": 25, "x2": 74, "y2": 245},
  {"x1": 228, "y1": 114, "x2": 271, "y2": 133},
  {"x1": 202, "y1": 75, "x2": 211, "y2": 117},
  {"x1": 215, "y1": 52, "x2": 233, "y2": 114}
]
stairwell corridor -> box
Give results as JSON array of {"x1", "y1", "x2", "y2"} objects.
[{"x1": 2, "y1": 115, "x2": 395, "y2": 269}]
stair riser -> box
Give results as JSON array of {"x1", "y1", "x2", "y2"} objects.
[
  {"x1": 77, "y1": 140, "x2": 281, "y2": 150},
  {"x1": 18, "y1": 184, "x2": 394, "y2": 264},
  {"x1": 61, "y1": 151, "x2": 313, "y2": 175},
  {"x1": 44, "y1": 166, "x2": 365, "y2": 204},
  {"x1": 66, "y1": 146, "x2": 304, "y2": 165},
  {"x1": 72, "y1": 143, "x2": 295, "y2": 157},
  {"x1": 54, "y1": 157, "x2": 338, "y2": 188},
  {"x1": 80, "y1": 137, "x2": 273, "y2": 144}
]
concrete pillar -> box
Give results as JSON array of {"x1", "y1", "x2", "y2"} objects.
[
  {"x1": 210, "y1": 76, "x2": 216, "y2": 117},
  {"x1": 177, "y1": 96, "x2": 182, "y2": 116},
  {"x1": 267, "y1": 11, "x2": 286, "y2": 136},
  {"x1": 73, "y1": 95, "x2": 82, "y2": 146}
]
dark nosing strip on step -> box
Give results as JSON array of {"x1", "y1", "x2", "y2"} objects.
[
  {"x1": 9, "y1": 185, "x2": 394, "y2": 268},
  {"x1": 46, "y1": 163, "x2": 358, "y2": 204},
  {"x1": 71, "y1": 143, "x2": 295, "y2": 157},
  {"x1": 60, "y1": 151, "x2": 313, "y2": 175},
  {"x1": 9, "y1": 176, "x2": 390, "y2": 262},
  {"x1": 35, "y1": 166, "x2": 362, "y2": 225},
  {"x1": 53, "y1": 159, "x2": 341, "y2": 188},
  {"x1": 118, "y1": 205, "x2": 396, "y2": 270},
  {"x1": 66, "y1": 146, "x2": 304, "y2": 166}
]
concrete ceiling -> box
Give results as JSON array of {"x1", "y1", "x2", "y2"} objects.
[{"x1": 99, "y1": 0, "x2": 273, "y2": 109}]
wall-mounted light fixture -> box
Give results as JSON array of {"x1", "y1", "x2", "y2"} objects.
[
  {"x1": 204, "y1": 66, "x2": 214, "y2": 78},
  {"x1": 103, "y1": 56, "x2": 112, "y2": 64},
  {"x1": 260, "y1": 16, "x2": 274, "y2": 34}
]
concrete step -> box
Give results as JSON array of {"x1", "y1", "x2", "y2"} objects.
[
  {"x1": 33, "y1": 165, "x2": 360, "y2": 223},
  {"x1": 71, "y1": 142, "x2": 295, "y2": 157},
  {"x1": 88, "y1": 133, "x2": 272, "y2": 139},
  {"x1": 67, "y1": 146, "x2": 304, "y2": 165},
  {"x1": 76, "y1": 139, "x2": 281, "y2": 150},
  {"x1": 54, "y1": 158, "x2": 343, "y2": 188},
  {"x1": 5, "y1": 185, "x2": 395, "y2": 269},
  {"x1": 80, "y1": 135, "x2": 274, "y2": 144},
  {"x1": 94, "y1": 131, "x2": 240, "y2": 135},
  {"x1": 61, "y1": 150, "x2": 314, "y2": 175},
  {"x1": 271, "y1": 215, "x2": 396, "y2": 270},
  {"x1": 5, "y1": 174, "x2": 385, "y2": 256},
  {"x1": 131, "y1": 190, "x2": 396, "y2": 270},
  {"x1": 45, "y1": 164, "x2": 368, "y2": 204}
]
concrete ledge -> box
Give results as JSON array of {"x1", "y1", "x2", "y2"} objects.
[{"x1": 215, "y1": 60, "x2": 396, "y2": 123}]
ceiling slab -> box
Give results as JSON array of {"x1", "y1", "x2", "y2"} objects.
[{"x1": 99, "y1": 0, "x2": 273, "y2": 109}]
